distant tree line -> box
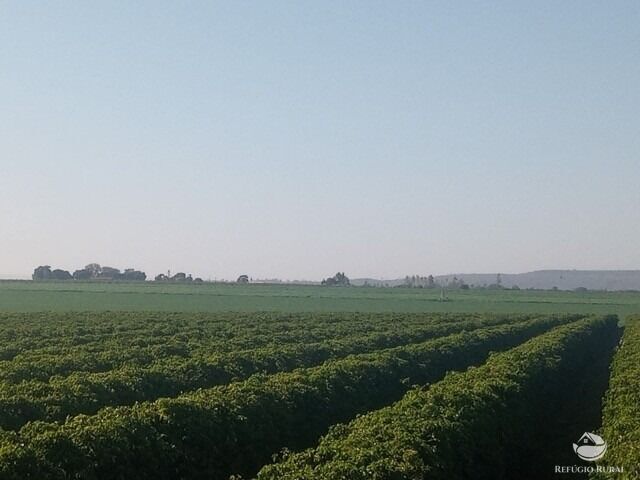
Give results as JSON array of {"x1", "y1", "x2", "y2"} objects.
[
  {"x1": 154, "y1": 272, "x2": 203, "y2": 283},
  {"x1": 401, "y1": 275, "x2": 473, "y2": 290},
  {"x1": 32, "y1": 264, "x2": 146, "y2": 281},
  {"x1": 32, "y1": 266, "x2": 73, "y2": 281},
  {"x1": 31, "y1": 264, "x2": 215, "y2": 284},
  {"x1": 321, "y1": 272, "x2": 350, "y2": 286},
  {"x1": 403, "y1": 275, "x2": 436, "y2": 288}
]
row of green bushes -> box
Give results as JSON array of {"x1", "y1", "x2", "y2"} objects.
[
  {"x1": 0, "y1": 315, "x2": 577, "y2": 479},
  {"x1": 0, "y1": 313, "x2": 538, "y2": 429},
  {"x1": 0, "y1": 312, "x2": 493, "y2": 374},
  {"x1": 258, "y1": 315, "x2": 619, "y2": 480},
  {"x1": 592, "y1": 317, "x2": 640, "y2": 479},
  {"x1": 0, "y1": 311, "x2": 415, "y2": 363}
]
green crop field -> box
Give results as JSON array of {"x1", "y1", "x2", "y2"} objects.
[
  {"x1": 0, "y1": 283, "x2": 637, "y2": 478},
  {"x1": 3, "y1": 1, "x2": 636, "y2": 477},
  {"x1": 2, "y1": 280, "x2": 640, "y2": 318}
]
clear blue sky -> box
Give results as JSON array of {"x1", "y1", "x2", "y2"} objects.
[{"x1": 1, "y1": 1, "x2": 638, "y2": 280}]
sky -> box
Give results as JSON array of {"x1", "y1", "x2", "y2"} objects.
[{"x1": 1, "y1": 1, "x2": 639, "y2": 280}]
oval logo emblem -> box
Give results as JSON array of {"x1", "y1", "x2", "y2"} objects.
[{"x1": 573, "y1": 432, "x2": 607, "y2": 462}]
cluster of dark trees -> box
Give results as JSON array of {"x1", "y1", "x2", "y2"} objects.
[
  {"x1": 401, "y1": 273, "x2": 525, "y2": 290},
  {"x1": 443, "y1": 276, "x2": 470, "y2": 290},
  {"x1": 403, "y1": 275, "x2": 437, "y2": 288},
  {"x1": 32, "y1": 264, "x2": 146, "y2": 281},
  {"x1": 402, "y1": 275, "x2": 477, "y2": 290},
  {"x1": 32, "y1": 266, "x2": 74, "y2": 281},
  {"x1": 154, "y1": 272, "x2": 203, "y2": 283},
  {"x1": 321, "y1": 272, "x2": 350, "y2": 286}
]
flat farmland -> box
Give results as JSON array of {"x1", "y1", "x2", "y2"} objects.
[
  {"x1": 0, "y1": 282, "x2": 638, "y2": 478},
  {"x1": 0, "y1": 311, "x2": 635, "y2": 479},
  {"x1": 1, "y1": 280, "x2": 640, "y2": 317}
]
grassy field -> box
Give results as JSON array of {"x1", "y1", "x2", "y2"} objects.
[{"x1": 1, "y1": 280, "x2": 639, "y2": 318}]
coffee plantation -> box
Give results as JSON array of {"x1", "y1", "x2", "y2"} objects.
[{"x1": 0, "y1": 312, "x2": 634, "y2": 479}]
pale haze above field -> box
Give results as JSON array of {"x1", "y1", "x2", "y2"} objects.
[{"x1": 1, "y1": 1, "x2": 639, "y2": 280}]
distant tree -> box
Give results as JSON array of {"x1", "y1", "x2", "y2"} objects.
[
  {"x1": 321, "y1": 272, "x2": 350, "y2": 286},
  {"x1": 84, "y1": 264, "x2": 102, "y2": 278},
  {"x1": 32, "y1": 266, "x2": 52, "y2": 281},
  {"x1": 99, "y1": 266, "x2": 121, "y2": 279},
  {"x1": 154, "y1": 272, "x2": 196, "y2": 282},
  {"x1": 121, "y1": 269, "x2": 146, "y2": 281},
  {"x1": 51, "y1": 269, "x2": 72, "y2": 280},
  {"x1": 33, "y1": 266, "x2": 74, "y2": 280},
  {"x1": 512, "y1": 284, "x2": 521, "y2": 290},
  {"x1": 403, "y1": 275, "x2": 434, "y2": 288},
  {"x1": 237, "y1": 275, "x2": 249, "y2": 284},
  {"x1": 73, "y1": 269, "x2": 92, "y2": 280},
  {"x1": 193, "y1": 277, "x2": 203, "y2": 284}
]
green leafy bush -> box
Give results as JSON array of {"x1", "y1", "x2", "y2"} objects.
[
  {"x1": 592, "y1": 317, "x2": 640, "y2": 479},
  {"x1": 0, "y1": 314, "x2": 575, "y2": 479},
  {"x1": 0, "y1": 313, "x2": 536, "y2": 429},
  {"x1": 258, "y1": 315, "x2": 619, "y2": 480}
]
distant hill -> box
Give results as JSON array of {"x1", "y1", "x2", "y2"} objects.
[{"x1": 352, "y1": 270, "x2": 640, "y2": 291}]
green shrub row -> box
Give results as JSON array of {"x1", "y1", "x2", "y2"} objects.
[
  {"x1": 592, "y1": 317, "x2": 640, "y2": 479},
  {"x1": 0, "y1": 313, "x2": 537, "y2": 429},
  {"x1": 0, "y1": 314, "x2": 577, "y2": 479},
  {"x1": 258, "y1": 315, "x2": 619, "y2": 480},
  {"x1": 0, "y1": 312, "x2": 492, "y2": 380}
]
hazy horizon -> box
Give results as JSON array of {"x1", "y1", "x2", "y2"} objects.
[
  {"x1": 2, "y1": 1, "x2": 639, "y2": 280},
  {"x1": 6, "y1": 267, "x2": 640, "y2": 284}
]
